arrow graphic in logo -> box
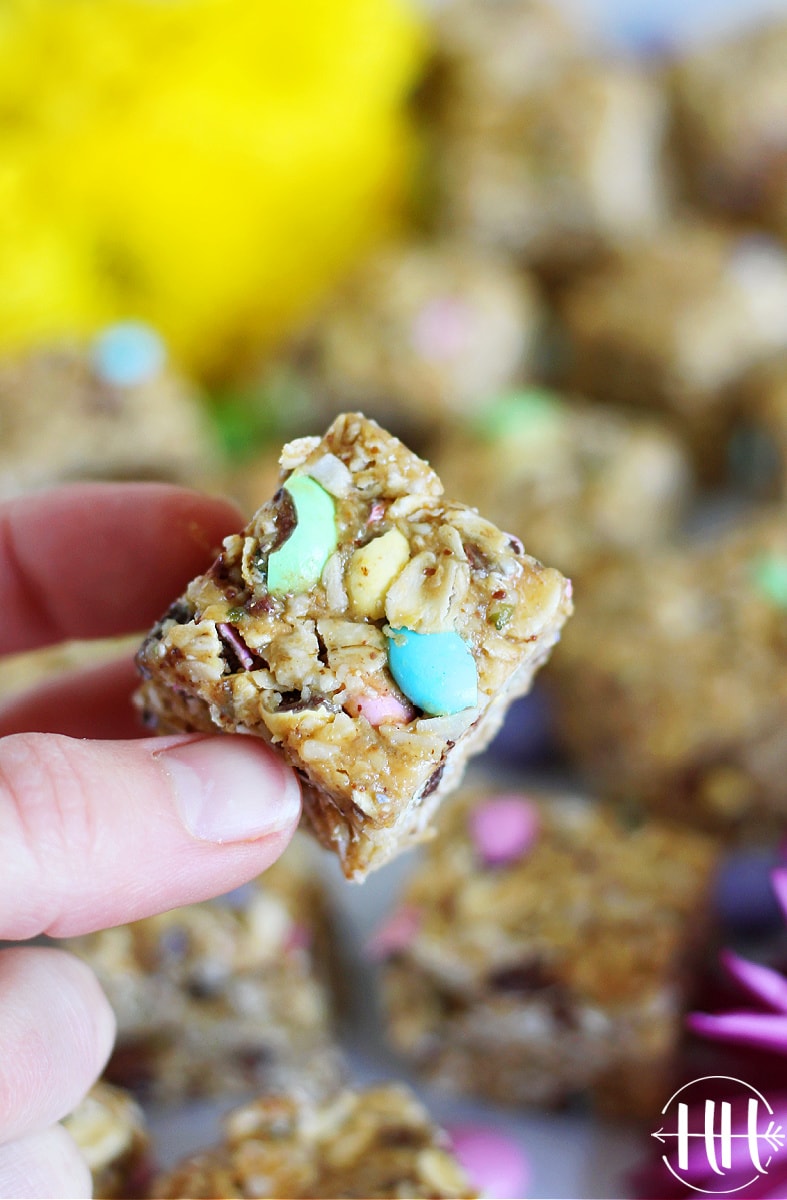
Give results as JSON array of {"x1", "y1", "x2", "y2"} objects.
[
  {"x1": 653, "y1": 1076, "x2": 787, "y2": 1193},
  {"x1": 653, "y1": 1122, "x2": 786, "y2": 1152}
]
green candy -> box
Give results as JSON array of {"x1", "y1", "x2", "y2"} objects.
[
  {"x1": 267, "y1": 475, "x2": 337, "y2": 595},
  {"x1": 472, "y1": 388, "x2": 564, "y2": 442},
  {"x1": 750, "y1": 552, "x2": 787, "y2": 609}
]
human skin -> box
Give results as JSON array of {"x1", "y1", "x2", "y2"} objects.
[{"x1": 0, "y1": 484, "x2": 302, "y2": 1198}]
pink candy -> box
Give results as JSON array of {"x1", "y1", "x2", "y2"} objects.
[
  {"x1": 284, "y1": 922, "x2": 312, "y2": 954},
  {"x1": 411, "y1": 296, "x2": 471, "y2": 361},
  {"x1": 365, "y1": 905, "x2": 421, "y2": 962},
  {"x1": 344, "y1": 689, "x2": 415, "y2": 727},
  {"x1": 447, "y1": 1125, "x2": 530, "y2": 1199},
  {"x1": 469, "y1": 794, "x2": 539, "y2": 867}
]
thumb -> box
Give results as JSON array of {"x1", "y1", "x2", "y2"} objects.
[{"x1": 0, "y1": 732, "x2": 301, "y2": 940}]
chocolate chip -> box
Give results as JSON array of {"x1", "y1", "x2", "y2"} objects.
[
  {"x1": 165, "y1": 599, "x2": 194, "y2": 625},
  {"x1": 463, "y1": 541, "x2": 490, "y2": 573},
  {"x1": 268, "y1": 488, "x2": 297, "y2": 551},
  {"x1": 206, "y1": 555, "x2": 233, "y2": 586},
  {"x1": 488, "y1": 960, "x2": 553, "y2": 993},
  {"x1": 419, "y1": 741, "x2": 455, "y2": 801},
  {"x1": 185, "y1": 975, "x2": 223, "y2": 1002},
  {"x1": 421, "y1": 761, "x2": 446, "y2": 799},
  {"x1": 249, "y1": 595, "x2": 275, "y2": 615},
  {"x1": 378, "y1": 1126, "x2": 424, "y2": 1148}
]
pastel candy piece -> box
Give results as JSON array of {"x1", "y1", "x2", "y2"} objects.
[
  {"x1": 447, "y1": 1125, "x2": 530, "y2": 1199},
  {"x1": 284, "y1": 922, "x2": 313, "y2": 954},
  {"x1": 386, "y1": 627, "x2": 477, "y2": 716},
  {"x1": 469, "y1": 794, "x2": 539, "y2": 867},
  {"x1": 365, "y1": 905, "x2": 421, "y2": 961},
  {"x1": 473, "y1": 387, "x2": 564, "y2": 442},
  {"x1": 92, "y1": 321, "x2": 167, "y2": 386},
  {"x1": 411, "y1": 296, "x2": 471, "y2": 361},
  {"x1": 347, "y1": 528, "x2": 411, "y2": 619},
  {"x1": 267, "y1": 475, "x2": 337, "y2": 595},
  {"x1": 344, "y1": 688, "x2": 415, "y2": 727},
  {"x1": 750, "y1": 553, "x2": 787, "y2": 609}
]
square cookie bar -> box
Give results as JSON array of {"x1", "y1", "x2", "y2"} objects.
[
  {"x1": 0, "y1": 326, "x2": 214, "y2": 500},
  {"x1": 432, "y1": 31, "x2": 668, "y2": 274},
  {"x1": 547, "y1": 510, "x2": 787, "y2": 839},
  {"x1": 560, "y1": 226, "x2": 787, "y2": 476},
  {"x1": 63, "y1": 1082, "x2": 150, "y2": 1200},
  {"x1": 150, "y1": 1085, "x2": 475, "y2": 1199},
  {"x1": 433, "y1": 388, "x2": 692, "y2": 582},
  {"x1": 136, "y1": 413, "x2": 572, "y2": 880},
  {"x1": 379, "y1": 787, "x2": 717, "y2": 1118},
  {"x1": 258, "y1": 241, "x2": 543, "y2": 445},
  {"x1": 65, "y1": 838, "x2": 341, "y2": 1104},
  {"x1": 669, "y1": 20, "x2": 787, "y2": 224}
]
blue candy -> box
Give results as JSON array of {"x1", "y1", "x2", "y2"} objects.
[
  {"x1": 386, "y1": 627, "x2": 477, "y2": 716},
  {"x1": 92, "y1": 321, "x2": 167, "y2": 387}
]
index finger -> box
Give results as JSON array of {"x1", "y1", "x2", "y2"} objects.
[{"x1": 0, "y1": 483, "x2": 243, "y2": 655}]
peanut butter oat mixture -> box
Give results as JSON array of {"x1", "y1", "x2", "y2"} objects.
[
  {"x1": 65, "y1": 839, "x2": 340, "y2": 1104},
  {"x1": 434, "y1": 389, "x2": 692, "y2": 581},
  {"x1": 0, "y1": 344, "x2": 214, "y2": 499},
  {"x1": 381, "y1": 786, "x2": 717, "y2": 1118},
  {"x1": 63, "y1": 1082, "x2": 150, "y2": 1199},
  {"x1": 136, "y1": 413, "x2": 572, "y2": 880},
  {"x1": 548, "y1": 509, "x2": 787, "y2": 839},
  {"x1": 150, "y1": 1085, "x2": 475, "y2": 1199}
]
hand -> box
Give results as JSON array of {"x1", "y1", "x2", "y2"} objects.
[{"x1": 0, "y1": 483, "x2": 302, "y2": 1198}]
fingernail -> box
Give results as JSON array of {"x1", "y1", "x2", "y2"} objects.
[{"x1": 158, "y1": 737, "x2": 301, "y2": 843}]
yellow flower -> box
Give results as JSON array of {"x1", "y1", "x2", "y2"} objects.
[{"x1": 0, "y1": 0, "x2": 425, "y2": 379}]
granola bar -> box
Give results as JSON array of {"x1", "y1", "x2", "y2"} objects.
[
  {"x1": 560, "y1": 226, "x2": 787, "y2": 475},
  {"x1": 0, "y1": 326, "x2": 215, "y2": 499},
  {"x1": 547, "y1": 510, "x2": 787, "y2": 839},
  {"x1": 379, "y1": 786, "x2": 717, "y2": 1117},
  {"x1": 150, "y1": 1085, "x2": 475, "y2": 1199},
  {"x1": 427, "y1": 0, "x2": 584, "y2": 119},
  {"x1": 281, "y1": 242, "x2": 543, "y2": 442},
  {"x1": 64, "y1": 837, "x2": 341, "y2": 1103},
  {"x1": 669, "y1": 20, "x2": 787, "y2": 223},
  {"x1": 433, "y1": 388, "x2": 692, "y2": 581},
  {"x1": 62, "y1": 1082, "x2": 150, "y2": 1200},
  {"x1": 135, "y1": 413, "x2": 572, "y2": 880},
  {"x1": 430, "y1": 19, "x2": 669, "y2": 273}
]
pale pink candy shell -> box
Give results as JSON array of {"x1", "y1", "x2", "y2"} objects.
[
  {"x1": 447, "y1": 1125, "x2": 530, "y2": 1199},
  {"x1": 411, "y1": 296, "x2": 471, "y2": 361},
  {"x1": 365, "y1": 905, "x2": 421, "y2": 962},
  {"x1": 470, "y1": 794, "x2": 540, "y2": 867},
  {"x1": 284, "y1": 922, "x2": 312, "y2": 954},
  {"x1": 345, "y1": 690, "x2": 415, "y2": 726}
]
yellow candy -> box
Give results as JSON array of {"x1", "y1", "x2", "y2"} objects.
[
  {"x1": 0, "y1": 0, "x2": 425, "y2": 379},
  {"x1": 347, "y1": 528, "x2": 411, "y2": 620}
]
